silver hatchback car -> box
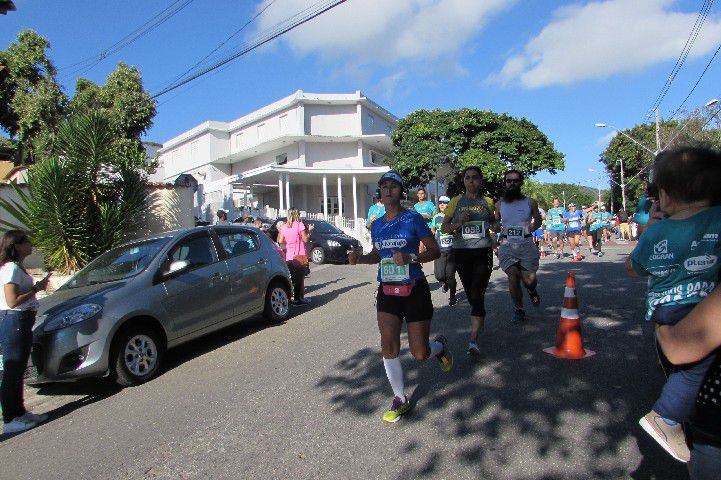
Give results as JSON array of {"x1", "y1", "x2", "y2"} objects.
[{"x1": 27, "y1": 225, "x2": 292, "y2": 386}]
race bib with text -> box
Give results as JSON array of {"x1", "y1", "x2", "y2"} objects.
[
  {"x1": 380, "y1": 258, "x2": 410, "y2": 282},
  {"x1": 462, "y1": 221, "x2": 486, "y2": 240}
]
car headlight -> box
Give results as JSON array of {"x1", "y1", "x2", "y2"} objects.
[
  {"x1": 327, "y1": 240, "x2": 341, "y2": 247},
  {"x1": 44, "y1": 304, "x2": 102, "y2": 333}
]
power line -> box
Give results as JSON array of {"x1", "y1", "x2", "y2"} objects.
[
  {"x1": 669, "y1": 40, "x2": 721, "y2": 118},
  {"x1": 59, "y1": 0, "x2": 196, "y2": 80},
  {"x1": 152, "y1": 0, "x2": 349, "y2": 98},
  {"x1": 158, "y1": 0, "x2": 277, "y2": 94},
  {"x1": 644, "y1": 0, "x2": 714, "y2": 119}
]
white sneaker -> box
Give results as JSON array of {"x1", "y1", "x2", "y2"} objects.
[
  {"x1": 22, "y1": 412, "x2": 48, "y2": 423},
  {"x1": 3, "y1": 416, "x2": 38, "y2": 434}
]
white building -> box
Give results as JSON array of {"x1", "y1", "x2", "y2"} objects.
[{"x1": 157, "y1": 90, "x2": 397, "y2": 230}]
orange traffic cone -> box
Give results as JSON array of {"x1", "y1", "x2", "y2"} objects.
[{"x1": 543, "y1": 272, "x2": 595, "y2": 359}]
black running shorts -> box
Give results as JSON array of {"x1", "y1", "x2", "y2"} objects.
[{"x1": 376, "y1": 277, "x2": 433, "y2": 322}]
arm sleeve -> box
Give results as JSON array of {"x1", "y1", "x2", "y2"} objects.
[
  {"x1": 444, "y1": 196, "x2": 460, "y2": 218},
  {"x1": 1, "y1": 263, "x2": 22, "y2": 285}
]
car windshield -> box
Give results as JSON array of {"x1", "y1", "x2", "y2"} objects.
[
  {"x1": 62, "y1": 238, "x2": 169, "y2": 289},
  {"x1": 310, "y1": 221, "x2": 343, "y2": 234}
]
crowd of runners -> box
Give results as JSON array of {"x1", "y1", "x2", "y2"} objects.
[{"x1": 350, "y1": 146, "x2": 721, "y2": 478}]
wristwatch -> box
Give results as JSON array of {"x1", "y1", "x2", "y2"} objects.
[{"x1": 409, "y1": 253, "x2": 419, "y2": 263}]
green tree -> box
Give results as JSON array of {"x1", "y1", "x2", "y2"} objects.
[
  {"x1": 600, "y1": 114, "x2": 721, "y2": 210},
  {"x1": 521, "y1": 179, "x2": 599, "y2": 211},
  {"x1": 390, "y1": 108, "x2": 564, "y2": 199},
  {"x1": 0, "y1": 112, "x2": 151, "y2": 273},
  {"x1": 0, "y1": 29, "x2": 66, "y2": 162}
]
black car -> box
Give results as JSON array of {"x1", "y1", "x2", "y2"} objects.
[{"x1": 269, "y1": 218, "x2": 361, "y2": 264}]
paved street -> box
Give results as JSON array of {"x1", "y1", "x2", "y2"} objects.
[{"x1": 0, "y1": 243, "x2": 687, "y2": 479}]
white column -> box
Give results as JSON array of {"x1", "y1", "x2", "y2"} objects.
[
  {"x1": 337, "y1": 176, "x2": 343, "y2": 219},
  {"x1": 278, "y1": 175, "x2": 284, "y2": 215},
  {"x1": 322, "y1": 175, "x2": 328, "y2": 220},
  {"x1": 249, "y1": 184, "x2": 254, "y2": 212},
  {"x1": 352, "y1": 175, "x2": 358, "y2": 223},
  {"x1": 285, "y1": 174, "x2": 291, "y2": 211}
]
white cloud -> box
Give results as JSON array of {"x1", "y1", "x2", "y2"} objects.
[
  {"x1": 254, "y1": 0, "x2": 514, "y2": 70},
  {"x1": 596, "y1": 130, "x2": 618, "y2": 147},
  {"x1": 490, "y1": 0, "x2": 721, "y2": 88}
]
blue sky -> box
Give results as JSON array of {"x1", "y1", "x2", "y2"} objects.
[{"x1": 2, "y1": 0, "x2": 721, "y2": 188}]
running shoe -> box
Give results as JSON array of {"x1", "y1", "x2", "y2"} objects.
[
  {"x1": 512, "y1": 309, "x2": 526, "y2": 323},
  {"x1": 639, "y1": 411, "x2": 690, "y2": 463},
  {"x1": 21, "y1": 411, "x2": 48, "y2": 423},
  {"x1": 2, "y1": 416, "x2": 38, "y2": 434},
  {"x1": 434, "y1": 335, "x2": 454, "y2": 372},
  {"x1": 383, "y1": 396, "x2": 411, "y2": 423},
  {"x1": 292, "y1": 298, "x2": 312, "y2": 306},
  {"x1": 597, "y1": 251, "x2": 604, "y2": 257},
  {"x1": 467, "y1": 341, "x2": 481, "y2": 356},
  {"x1": 555, "y1": 253, "x2": 561, "y2": 259}
]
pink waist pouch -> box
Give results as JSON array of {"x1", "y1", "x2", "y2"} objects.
[{"x1": 382, "y1": 281, "x2": 416, "y2": 297}]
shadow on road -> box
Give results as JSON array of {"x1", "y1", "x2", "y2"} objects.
[{"x1": 315, "y1": 257, "x2": 687, "y2": 479}]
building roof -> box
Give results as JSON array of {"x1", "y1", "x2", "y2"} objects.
[{"x1": 159, "y1": 90, "x2": 398, "y2": 153}]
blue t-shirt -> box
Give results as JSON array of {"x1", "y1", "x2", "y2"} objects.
[
  {"x1": 630, "y1": 206, "x2": 721, "y2": 321},
  {"x1": 366, "y1": 204, "x2": 385, "y2": 224},
  {"x1": 589, "y1": 212, "x2": 604, "y2": 231},
  {"x1": 548, "y1": 207, "x2": 566, "y2": 231},
  {"x1": 372, "y1": 209, "x2": 432, "y2": 283},
  {"x1": 414, "y1": 201, "x2": 436, "y2": 228},
  {"x1": 564, "y1": 210, "x2": 583, "y2": 231},
  {"x1": 633, "y1": 195, "x2": 652, "y2": 225}
]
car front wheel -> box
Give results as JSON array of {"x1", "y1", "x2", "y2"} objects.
[
  {"x1": 311, "y1": 246, "x2": 325, "y2": 264},
  {"x1": 111, "y1": 326, "x2": 164, "y2": 387}
]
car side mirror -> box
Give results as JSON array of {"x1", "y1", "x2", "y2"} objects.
[{"x1": 165, "y1": 260, "x2": 190, "y2": 277}]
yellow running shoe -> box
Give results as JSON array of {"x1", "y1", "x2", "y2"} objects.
[
  {"x1": 382, "y1": 396, "x2": 411, "y2": 423},
  {"x1": 434, "y1": 335, "x2": 453, "y2": 372}
]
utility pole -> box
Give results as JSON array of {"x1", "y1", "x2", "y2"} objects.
[
  {"x1": 619, "y1": 156, "x2": 626, "y2": 211},
  {"x1": 562, "y1": 190, "x2": 566, "y2": 210}
]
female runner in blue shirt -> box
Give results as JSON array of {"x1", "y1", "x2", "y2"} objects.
[{"x1": 348, "y1": 170, "x2": 454, "y2": 423}]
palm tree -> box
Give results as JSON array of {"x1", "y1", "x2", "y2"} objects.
[{"x1": 0, "y1": 112, "x2": 151, "y2": 274}]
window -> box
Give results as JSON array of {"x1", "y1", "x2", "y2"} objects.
[
  {"x1": 234, "y1": 132, "x2": 243, "y2": 149},
  {"x1": 257, "y1": 123, "x2": 266, "y2": 140},
  {"x1": 216, "y1": 230, "x2": 260, "y2": 258},
  {"x1": 370, "y1": 151, "x2": 386, "y2": 165},
  {"x1": 279, "y1": 114, "x2": 288, "y2": 133},
  {"x1": 168, "y1": 234, "x2": 216, "y2": 271},
  {"x1": 320, "y1": 196, "x2": 340, "y2": 215}
]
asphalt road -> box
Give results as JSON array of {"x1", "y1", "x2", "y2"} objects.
[{"x1": 0, "y1": 243, "x2": 688, "y2": 479}]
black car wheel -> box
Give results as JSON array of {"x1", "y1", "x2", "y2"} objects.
[
  {"x1": 311, "y1": 246, "x2": 325, "y2": 265},
  {"x1": 111, "y1": 326, "x2": 165, "y2": 387},
  {"x1": 264, "y1": 281, "x2": 291, "y2": 323}
]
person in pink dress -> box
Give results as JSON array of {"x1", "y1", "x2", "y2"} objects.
[{"x1": 277, "y1": 209, "x2": 313, "y2": 305}]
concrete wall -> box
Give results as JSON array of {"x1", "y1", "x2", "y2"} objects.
[
  {"x1": 0, "y1": 184, "x2": 194, "y2": 269},
  {"x1": 360, "y1": 105, "x2": 394, "y2": 136},
  {"x1": 306, "y1": 142, "x2": 360, "y2": 169},
  {"x1": 305, "y1": 104, "x2": 360, "y2": 136},
  {"x1": 229, "y1": 105, "x2": 299, "y2": 153}
]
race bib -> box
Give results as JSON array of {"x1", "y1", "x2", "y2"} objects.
[
  {"x1": 568, "y1": 220, "x2": 580, "y2": 229},
  {"x1": 552, "y1": 216, "x2": 562, "y2": 225},
  {"x1": 440, "y1": 235, "x2": 453, "y2": 248},
  {"x1": 506, "y1": 226, "x2": 524, "y2": 239},
  {"x1": 462, "y1": 221, "x2": 486, "y2": 240},
  {"x1": 380, "y1": 258, "x2": 410, "y2": 282}
]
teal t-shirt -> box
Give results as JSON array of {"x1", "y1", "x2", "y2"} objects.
[
  {"x1": 366, "y1": 204, "x2": 385, "y2": 224},
  {"x1": 601, "y1": 212, "x2": 612, "y2": 226},
  {"x1": 630, "y1": 206, "x2": 721, "y2": 320},
  {"x1": 548, "y1": 207, "x2": 566, "y2": 231},
  {"x1": 589, "y1": 212, "x2": 604, "y2": 231},
  {"x1": 414, "y1": 201, "x2": 436, "y2": 228}
]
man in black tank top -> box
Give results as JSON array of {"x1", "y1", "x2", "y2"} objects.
[{"x1": 495, "y1": 170, "x2": 543, "y2": 323}]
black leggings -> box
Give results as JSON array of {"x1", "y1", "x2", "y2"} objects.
[
  {"x1": 287, "y1": 260, "x2": 305, "y2": 300},
  {"x1": 591, "y1": 229, "x2": 603, "y2": 248},
  {"x1": 434, "y1": 252, "x2": 457, "y2": 296},
  {"x1": 453, "y1": 248, "x2": 492, "y2": 317}
]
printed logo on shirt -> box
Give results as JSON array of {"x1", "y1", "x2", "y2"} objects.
[
  {"x1": 375, "y1": 238, "x2": 408, "y2": 250},
  {"x1": 650, "y1": 239, "x2": 674, "y2": 260},
  {"x1": 684, "y1": 255, "x2": 718, "y2": 272}
]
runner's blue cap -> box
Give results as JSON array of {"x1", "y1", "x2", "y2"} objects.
[{"x1": 378, "y1": 170, "x2": 404, "y2": 187}]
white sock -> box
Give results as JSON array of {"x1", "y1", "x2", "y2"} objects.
[
  {"x1": 429, "y1": 340, "x2": 443, "y2": 358},
  {"x1": 383, "y1": 357, "x2": 405, "y2": 399}
]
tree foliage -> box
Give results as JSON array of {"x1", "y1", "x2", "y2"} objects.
[
  {"x1": 390, "y1": 108, "x2": 565, "y2": 199},
  {"x1": 522, "y1": 180, "x2": 602, "y2": 211},
  {"x1": 0, "y1": 30, "x2": 66, "y2": 162},
  {"x1": 600, "y1": 112, "x2": 721, "y2": 211},
  {"x1": 1, "y1": 31, "x2": 157, "y2": 170},
  {"x1": 0, "y1": 112, "x2": 152, "y2": 274}
]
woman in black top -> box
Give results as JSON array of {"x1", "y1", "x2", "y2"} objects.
[{"x1": 657, "y1": 287, "x2": 721, "y2": 479}]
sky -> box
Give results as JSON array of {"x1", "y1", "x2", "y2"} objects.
[{"x1": 2, "y1": 0, "x2": 721, "y2": 188}]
